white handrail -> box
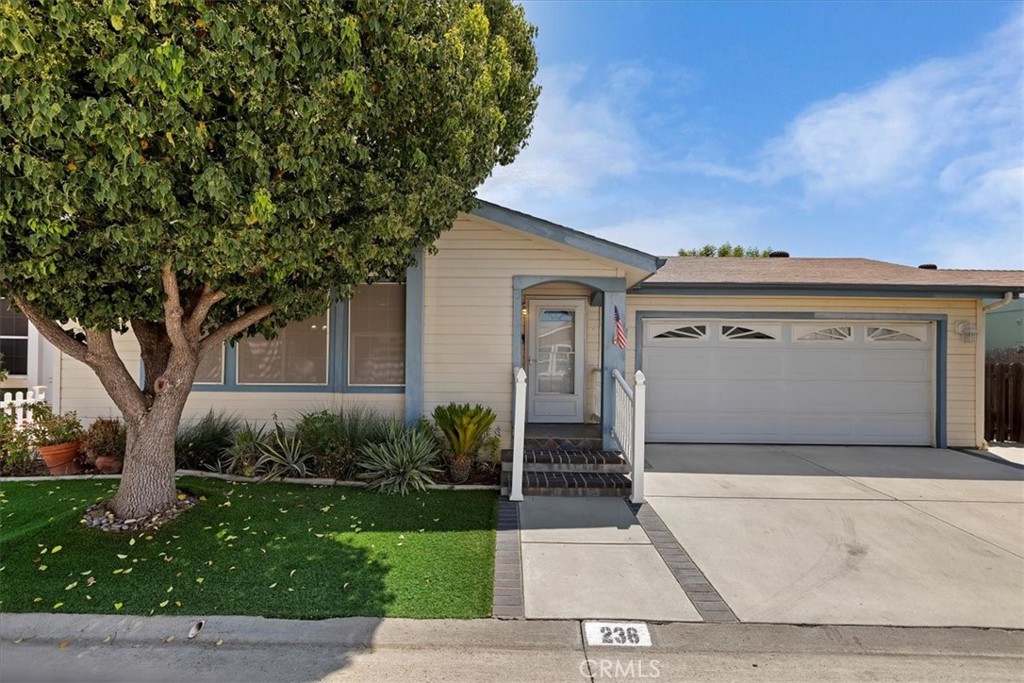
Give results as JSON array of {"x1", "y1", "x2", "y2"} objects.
[
  {"x1": 510, "y1": 367, "x2": 527, "y2": 502},
  {"x1": 611, "y1": 369, "x2": 646, "y2": 503},
  {"x1": 1, "y1": 385, "x2": 47, "y2": 431}
]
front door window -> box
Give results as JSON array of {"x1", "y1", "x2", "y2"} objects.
[{"x1": 536, "y1": 309, "x2": 576, "y2": 395}]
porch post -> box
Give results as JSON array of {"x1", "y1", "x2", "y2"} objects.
[{"x1": 601, "y1": 287, "x2": 627, "y2": 450}]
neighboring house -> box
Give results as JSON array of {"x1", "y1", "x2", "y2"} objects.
[
  {"x1": 984, "y1": 298, "x2": 1024, "y2": 353},
  {"x1": 23, "y1": 202, "x2": 1024, "y2": 450}
]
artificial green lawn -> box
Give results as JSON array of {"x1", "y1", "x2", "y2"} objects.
[{"x1": 0, "y1": 478, "x2": 497, "y2": 619}]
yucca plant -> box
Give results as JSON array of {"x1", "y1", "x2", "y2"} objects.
[
  {"x1": 255, "y1": 425, "x2": 312, "y2": 480},
  {"x1": 215, "y1": 422, "x2": 268, "y2": 477},
  {"x1": 432, "y1": 403, "x2": 497, "y2": 483},
  {"x1": 358, "y1": 423, "x2": 441, "y2": 495}
]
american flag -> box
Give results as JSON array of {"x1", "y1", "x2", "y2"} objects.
[{"x1": 614, "y1": 306, "x2": 627, "y2": 349}]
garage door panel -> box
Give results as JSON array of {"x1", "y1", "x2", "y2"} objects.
[{"x1": 641, "y1": 318, "x2": 934, "y2": 446}]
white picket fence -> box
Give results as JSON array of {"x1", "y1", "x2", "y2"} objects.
[{"x1": 1, "y1": 386, "x2": 48, "y2": 430}]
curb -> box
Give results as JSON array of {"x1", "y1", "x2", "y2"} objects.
[{"x1": 0, "y1": 470, "x2": 500, "y2": 491}]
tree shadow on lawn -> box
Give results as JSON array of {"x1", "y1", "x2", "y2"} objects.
[{"x1": 0, "y1": 477, "x2": 497, "y2": 621}]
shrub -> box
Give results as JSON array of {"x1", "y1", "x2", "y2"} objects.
[
  {"x1": 81, "y1": 418, "x2": 127, "y2": 463},
  {"x1": 175, "y1": 410, "x2": 241, "y2": 471},
  {"x1": 359, "y1": 421, "x2": 441, "y2": 495},
  {"x1": 432, "y1": 403, "x2": 497, "y2": 483},
  {"x1": 216, "y1": 422, "x2": 267, "y2": 477},
  {"x1": 294, "y1": 408, "x2": 390, "y2": 480},
  {"x1": 256, "y1": 425, "x2": 312, "y2": 480},
  {"x1": 22, "y1": 405, "x2": 83, "y2": 446},
  {"x1": 0, "y1": 412, "x2": 36, "y2": 476}
]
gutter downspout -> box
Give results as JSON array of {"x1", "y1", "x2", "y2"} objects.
[{"x1": 983, "y1": 291, "x2": 1014, "y2": 313}]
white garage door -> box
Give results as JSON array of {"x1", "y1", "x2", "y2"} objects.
[{"x1": 643, "y1": 319, "x2": 934, "y2": 445}]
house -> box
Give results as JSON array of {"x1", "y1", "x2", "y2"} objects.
[
  {"x1": 11, "y1": 201, "x2": 1024, "y2": 459},
  {"x1": 984, "y1": 298, "x2": 1024, "y2": 353}
]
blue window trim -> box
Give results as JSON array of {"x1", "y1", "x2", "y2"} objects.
[
  {"x1": 190, "y1": 290, "x2": 408, "y2": 395},
  {"x1": 633, "y1": 310, "x2": 948, "y2": 448}
]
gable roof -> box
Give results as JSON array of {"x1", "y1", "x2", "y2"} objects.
[
  {"x1": 635, "y1": 257, "x2": 1024, "y2": 297},
  {"x1": 470, "y1": 200, "x2": 665, "y2": 274}
]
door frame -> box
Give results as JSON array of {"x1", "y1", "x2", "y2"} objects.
[{"x1": 526, "y1": 297, "x2": 587, "y2": 423}]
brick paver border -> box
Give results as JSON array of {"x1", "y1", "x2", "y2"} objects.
[
  {"x1": 632, "y1": 502, "x2": 739, "y2": 624},
  {"x1": 492, "y1": 498, "x2": 525, "y2": 619}
]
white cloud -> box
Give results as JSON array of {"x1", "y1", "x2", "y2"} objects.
[
  {"x1": 478, "y1": 65, "x2": 644, "y2": 206},
  {"x1": 760, "y1": 14, "x2": 1023, "y2": 199}
]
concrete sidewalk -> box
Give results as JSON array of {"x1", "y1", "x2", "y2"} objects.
[
  {"x1": 2, "y1": 613, "x2": 1022, "y2": 682},
  {"x1": 518, "y1": 497, "x2": 699, "y2": 621}
]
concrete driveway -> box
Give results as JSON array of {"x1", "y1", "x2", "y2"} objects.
[{"x1": 644, "y1": 445, "x2": 1024, "y2": 628}]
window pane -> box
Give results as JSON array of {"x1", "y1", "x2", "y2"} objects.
[
  {"x1": 0, "y1": 299, "x2": 28, "y2": 337},
  {"x1": 194, "y1": 346, "x2": 224, "y2": 384},
  {"x1": 0, "y1": 338, "x2": 28, "y2": 376},
  {"x1": 349, "y1": 284, "x2": 405, "y2": 385},
  {"x1": 237, "y1": 313, "x2": 329, "y2": 384}
]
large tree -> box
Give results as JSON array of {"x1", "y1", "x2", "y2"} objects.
[{"x1": 0, "y1": 0, "x2": 539, "y2": 519}]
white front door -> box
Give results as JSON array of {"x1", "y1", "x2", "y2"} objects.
[{"x1": 527, "y1": 299, "x2": 586, "y2": 423}]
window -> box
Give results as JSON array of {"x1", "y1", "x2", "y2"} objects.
[
  {"x1": 654, "y1": 324, "x2": 706, "y2": 340},
  {"x1": 237, "y1": 313, "x2": 330, "y2": 385},
  {"x1": 866, "y1": 326, "x2": 926, "y2": 343},
  {"x1": 721, "y1": 324, "x2": 778, "y2": 340},
  {"x1": 194, "y1": 345, "x2": 225, "y2": 384},
  {"x1": 348, "y1": 284, "x2": 405, "y2": 386},
  {"x1": 0, "y1": 299, "x2": 29, "y2": 376},
  {"x1": 794, "y1": 325, "x2": 852, "y2": 342}
]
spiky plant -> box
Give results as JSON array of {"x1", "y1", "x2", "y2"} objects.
[
  {"x1": 359, "y1": 422, "x2": 441, "y2": 495},
  {"x1": 432, "y1": 403, "x2": 497, "y2": 484}
]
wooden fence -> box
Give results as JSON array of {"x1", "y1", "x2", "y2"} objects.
[{"x1": 986, "y1": 363, "x2": 1023, "y2": 443}]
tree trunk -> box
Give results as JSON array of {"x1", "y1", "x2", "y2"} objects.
[{"x1": 111, "y1": 397, "x2": 187, "y2": 519}]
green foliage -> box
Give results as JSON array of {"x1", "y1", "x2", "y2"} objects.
[
  {"x1": 294, "y1": 408, "x2": 390, "y2": 480},
  {"x1": 0, "y1": 1, "x2": 540, "y2": 339},
  {"x1": 0, "y1": 353, "x2": 7, "y2": 383},
  {"x1": 81, "y1": 418, "x2": 127, "y2": 462},
  {"x1": 359, "y1": 422, "x2": 441, "y2": 495},
  {"x1": 22, "y1": 405, "x2": 83, "y2": 446},
  {"x1": 678, "y1": 243, "x2": 774, "y2": 257},
  {"x1": 175, "y1": 411, "x2": 240, "y2": 471},
  {"x1": 256, "y1": 425, "x2": 312, "y2": 480},
  {"x1": 216, "y1": 422, "x2": 267, "y2": 477},
  {"x1": 0, "y1": 413, "x2": 35, "y2": 475},
  {"x1": 432, "y1": 403, "x2": 497, "y2": 458}
]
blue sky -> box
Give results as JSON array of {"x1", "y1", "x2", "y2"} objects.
[{"x1": 478, "y1": 1, "x2": 1024, "y2": 269}]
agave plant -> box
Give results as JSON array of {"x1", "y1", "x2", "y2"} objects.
[
  {"x1": 359, "y1": 423, "x2": 441, "y2": 495},
  {"x1": 255, "y1": 425, "x2": 312, "y2": 480},
  {"x1": 432, "y1": 403, "x2": 497, "y2": 483}
]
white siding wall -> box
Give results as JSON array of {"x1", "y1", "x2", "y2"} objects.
[
  {"x1": 625, "y1": 295, "x2": 982, "y2": 448},
  {"x1": 58, "y1": 330, "x2": 403, "y2": 426},
  {"x1": 423, "y1": 214, "x2": 632, "y2": 444}
]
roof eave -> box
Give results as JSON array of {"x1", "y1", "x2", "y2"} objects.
[
  {"x1": 471, "y1": 200, "x2": 663, "y2": 274},
  {"x1": 629, "y1": 282, "x2": 1024, "y2": 299}
]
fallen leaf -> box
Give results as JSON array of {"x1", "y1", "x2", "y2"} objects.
[
  {"x1": 59, "y1": 640, "x2": 69, "y2": 648},
  {"x1": 33, "y1": 597, "x2": 42, "y2": 603},
  {"x1": 159, "y1": 600, "x2": 169, "y2": 608},
  {"x1": 38, "y1": 565, "x2": 47, "y2": 572},
  {"x1": 164, "y1": 636, "x2": 174, "y2": 643},
  {"x1": 129, "y1": 538, "x2": 136, "y2": 546},
  {"x1": 268, "y1": 583, "x2": 277, "y2": 589},
  {"x1": 116, "y1": 554, "x2": 128, "y2": 560},
  {"x1": 51, "y1": 545, "x2": 62, "y2": 554},
  {"x1": 53, "y1": 602, "x2": 64, "y2": 609},
  {"x1": 65, "y1": 582, "x2": 77, "y2": 590},
  {"x1": 195, "y1": 577, "x2": 204, "y2": 584},
  {"x1": 13, "y1": 637, "x2": 23, "y2": 644},
  {"x1": 215, "y1": 639, "x2": 224, "y2": 647},
  {"x1": 114, "y1": 602, "x2": 123, "y2": 611}
]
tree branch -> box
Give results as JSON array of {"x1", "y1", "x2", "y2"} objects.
[
  {"x1": 186, "y1": 285, "x2": 226, "y2": 336},
  {"x1": 10, "y1": 296, "x2": 89, "y2": 363},
  {"x1": 199, "y1": 304, "x2": 274, "y2": 353},
  {"x1": 84, "y1": 328, "x2": 148, "y2": 421},
  {"x1": 161, "y1": 264, "x2": 192, "y2": 351}
]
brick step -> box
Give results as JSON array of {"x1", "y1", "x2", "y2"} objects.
[
  {"x1": 501, "y1": 471, "x2": 632, "y2": 497},
  {"x1": 524, "y1": 436, "x2": 605, "y2": 451},
  {"x1": 500, "y1": 449, "x2": 629, "y2": 474}
]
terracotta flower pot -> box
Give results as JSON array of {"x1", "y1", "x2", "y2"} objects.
[
  {"x1": 38, "y1": 442, "x2": 83, "y2": 476},
  {"x1": 94, "y1": 455, "x2": 123, "y2": 474}
]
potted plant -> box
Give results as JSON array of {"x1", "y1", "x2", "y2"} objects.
[
  {"x1": 81, "y1": 417, "x2": 127, "y2": 474},
  {"x1": 25, "y1": 405, "x2": 84, "y2": 475},
  {"x1": 432, "y1": 403, "x2": 497, "y2": 483}
]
